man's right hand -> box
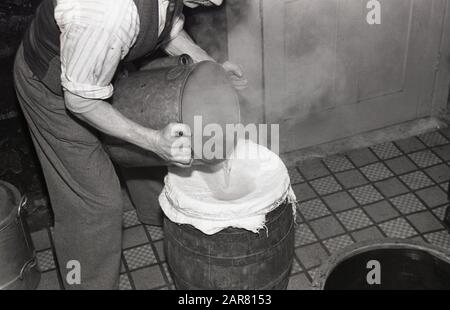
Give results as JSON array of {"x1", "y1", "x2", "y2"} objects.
[{"x1": 152, "y1": 123, "x2": 192, "y2": 167}]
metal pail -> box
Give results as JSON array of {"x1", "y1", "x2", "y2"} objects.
[
  {"x1": 0, "y1": 181, "x2": 40, "y2": 290},
  {"x1": 104, "y1": 55, "x2": 241, "y2": 167}
]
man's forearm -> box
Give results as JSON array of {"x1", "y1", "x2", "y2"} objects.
[
  {"x1": 65, "y1": 93, "x2": 159, "y2": 152},
  {"x1": 164, "y1": 30, "x2": 214, "y2": 63}
]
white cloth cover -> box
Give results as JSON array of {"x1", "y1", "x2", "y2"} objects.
[{"x1": 159, "y1": 139, "x2": 297, "y2": 235}]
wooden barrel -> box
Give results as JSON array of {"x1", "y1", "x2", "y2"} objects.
[{"x1": 164, "y1": 201, "x2": 295, "y2": 290}]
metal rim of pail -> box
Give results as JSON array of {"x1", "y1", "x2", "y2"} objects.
[
  {"x1": 312, "y1": 238, "x2": 450, "y2": 290},
  {"x1": 0, "y1": 181, "x2": 22, "y2": 231}
]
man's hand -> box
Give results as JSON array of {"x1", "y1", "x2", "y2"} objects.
[
  {"x1": 153, "y1": 123, "x2": 192, "y2": 167},
  {"x1": 222, "y1": 61, "x2": 248, "y2": 90}
]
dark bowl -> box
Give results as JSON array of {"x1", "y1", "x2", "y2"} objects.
[{"x1": 314, "y1": 239, "x2": 450, "y2": 290}]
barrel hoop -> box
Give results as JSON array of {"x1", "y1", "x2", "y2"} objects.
[
  {"x1": 167, "y1": 217, "x2": 294, "y2": 266},
  {"x1": 172, "y1": 258, "x2": 293, "y2": 290}
]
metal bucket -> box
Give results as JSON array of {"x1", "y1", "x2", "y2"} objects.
[
  {"x1": 0, "y1": 181, "x2": 40, "y2": 290},
  {"x1": 313, "y1": 239, "x2": 450, "y2": 290},
  {"x1": 104, "y1": 55, "x2": 241, "y2": 167}
]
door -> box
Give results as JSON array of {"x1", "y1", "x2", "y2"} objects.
[{"x1": 262, "y1": 0, "x2": 448, "y2": 152}]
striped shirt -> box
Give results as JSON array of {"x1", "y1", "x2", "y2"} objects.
[{"x1": 55, "y1": 0, "x2": 184, "y2": 112}]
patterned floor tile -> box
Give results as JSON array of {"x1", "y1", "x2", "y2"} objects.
[
  {"x1": 291, "y1": 258, "x2": 303, "y2": 274},
  {"x1": 146, "y1": 225, "x2": 164, "y2": 241},
  {"x1": 408, "y1": 150, "x2": 442, "y2": 168},
  {"x1": 418, "y1": 131, "x2": 449, "y2": 147},
  {"x1": 36, "y1": 249, "x2": 56, "y2": 272},
  {"x1": 288, "y1": 167, "x2": 304, "y2": 184},
  {"x1": 400, "y1": 171, "x2": 434, "y2": 190},
  {"x1": 360, "y1": 162, "x2": 393, "y2": 182},
  {"x1": 337, "y1": 209, "x2": 373, "y2": 231},
  {"x1": 308, "y1": 267, "x2": 319, "y2": 281},
  {"x1": 123, "y1": 244, "x2": 157, "y2": 270},
  {"x1": 162, "y1": 263, "x2": 173, "y2": 284},
  {"x1": 119, "y1": 274, "x2": 133, "y2": 290},
  {"x1": 323, "y1": 235, "x2": 354, "y2": 254},
  {"x1": 390, "y1": 193, "x2": 426, "y2": 214},
  {"x1": 309, "y1": 176, "x2": 342, "y2": 196},
  {"x1": 295, "y1": 223, "x2": 318, "y2": 247},
  {"x1": 322, "y1": 155, "x2": 354, "y2": 173},
  {"x1": 379, "y1": 218, "x2": 418, "y2": 239},
  {"x1": 432, "y1": 206, "x2": 448, "y2": 221},
  {"x1": 424, "y1": 230, "x2": 450, "y2": 251},
  {"x1": 370, "y1": 142, "x2": 402, "y2": 160},
  {"x1": 123, "y1": 210, "x2": 140, "y2": 228},
  {"x1": 298, "y1": 199, "x2": 330, "y2": 220},
  {"x1": 349, "y1": 185, "x2": 384, "y2": 205}
]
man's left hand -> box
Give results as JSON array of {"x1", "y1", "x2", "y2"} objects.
[{"x1": 222, "y1": 61, "x2": 248, "y2": 90}]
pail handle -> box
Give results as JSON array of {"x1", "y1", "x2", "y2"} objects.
[{"x1": 17, "y1": 196, "x2": 35, "y2": 253}]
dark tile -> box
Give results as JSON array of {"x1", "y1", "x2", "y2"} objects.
[
  {"x1": 440, "y1": 127, "x2": 450, "y2": 140},
  {"x1": 416, "y1": 186, "x2": 448, "y2": 208},
  {"x1": 432, "y1": 144, "x2": 450, "y2": 161},
  {"x1": 293, "y1": 183, "x2": 317, "y2": 202},
  {"x1": 351, "y1": 226, "x2": 384, "y2": 242},
  {"x1": 323, "y1": 192, "x2": 357, "y2": 212},
  {"x1": 374, "y1": 178, "x2": 409, "y2": 198},
  {"x1": 297, "y1": 159, "x2": 329, "y2": 180},
  {"x1": 407, "y1": 211, "x2": 443, "y2": 233},
  {"x1": 363, "y1": 201, "x2": 400, "y2": 222},
  {"x1": 154, "y1": 240, "x2": 165, "y2": 262},
  {"x1": 395, "y1": 137, "x2": 426, "y2": 154},
  {"x1": 295, "y1": 243, "x2": 329, "y2": 269},
  {"x1": 130, "y1": 266, "x2": 166, "y2": 290},
  {"x1": 335, "y1": 170, "x2": 368, "y2": 189},
  {"x1": 424, "y1": 164, "x2": 450, "y2": 183},
  {"x1": 346, "y1": 148, "x2": 378, "y2": 167},
  {"x1": 287, "y1": 273, "x2": 312, "y2": 290},
  {"x1": 309, "y1": 216, "x2": 345, "y2": 239},
  {"x1": 385, "y1": 156, "x2": 418, "y2": 175},
  {"x1": 37, "y1": 271, "x2": 61, "y2": 290},
  {"x1": 123, "y1": 226, "x2": 149, "y2": 249},
  {"x1": 31, "y1": 229, "x2": 51, "y2": 251}
]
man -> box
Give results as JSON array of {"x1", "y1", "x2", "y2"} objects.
[{"x1": 14, "y1": 0, "x2": 246, "y2": 289}]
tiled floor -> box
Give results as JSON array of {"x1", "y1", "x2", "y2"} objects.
[{"x1": 32, "y1": 129, "x2": 450, "y2": 290}]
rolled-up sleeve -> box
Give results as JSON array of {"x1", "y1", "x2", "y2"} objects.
[{"x1": 55, "y1": 0, "x2": 139, "y2": 113}]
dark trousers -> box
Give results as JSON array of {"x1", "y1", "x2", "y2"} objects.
[{"x1": 14, "y1": 45, "x2": 123, "y2": 289}]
